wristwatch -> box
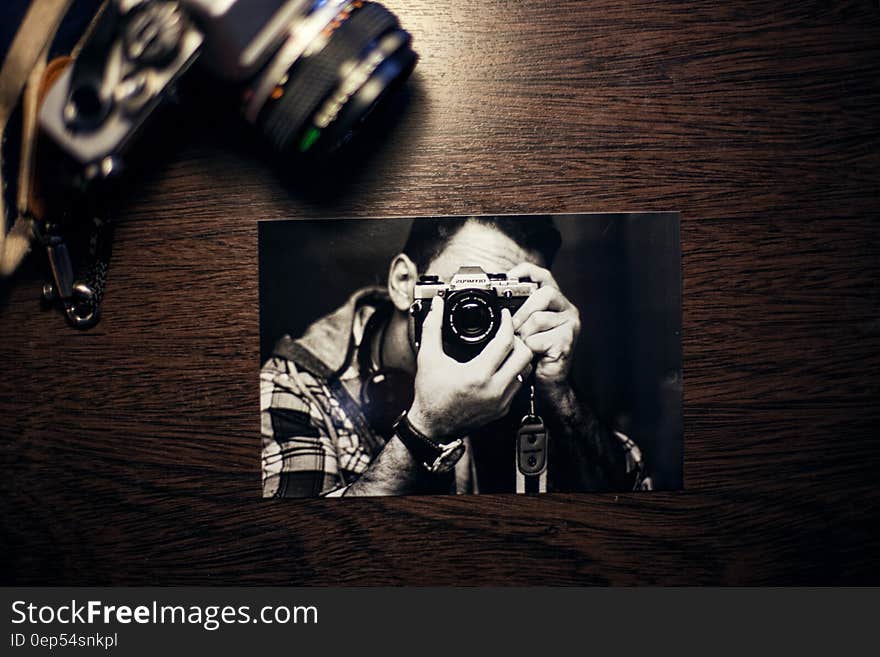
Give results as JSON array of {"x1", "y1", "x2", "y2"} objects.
[{"x1": 392, "y1": 410, "x2": 465, "y2": 474}]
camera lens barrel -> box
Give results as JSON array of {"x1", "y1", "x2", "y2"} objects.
[
  {"x1": 444, "y1": 290, "x2": 501, "y2": 362},
  {"x1": 254, "y1": 1, "x2": 416, "y2": 157},
  {"x1": 450, "y1": 295, "x2": 495, "y2": 342}
]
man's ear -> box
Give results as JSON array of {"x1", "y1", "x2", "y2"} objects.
[{"x1": 387, "y1": 254, "x2": 418, "y2": 312}]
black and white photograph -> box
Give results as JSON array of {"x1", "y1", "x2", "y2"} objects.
[{"x1": 260, "y1": 213, "x2": 682, "y2": 497}]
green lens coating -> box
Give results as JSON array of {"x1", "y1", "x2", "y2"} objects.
[{"x1": 299, "y1": 126, "x2": 322, "y2": 153}]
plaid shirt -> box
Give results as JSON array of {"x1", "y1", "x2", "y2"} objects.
[
  {"x1": 261, "y1": 356, "x2": 371, "y2": 497},
  {"x1": 262, "y1": 289, "x2": 389, "y2": 498},
  {"x1": 261, "y1": 288, "x2": 651, "y2": 497}
]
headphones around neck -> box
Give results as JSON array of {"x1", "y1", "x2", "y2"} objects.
[{"x1": 356, "y1": 301, "x2": 415, "y2": 440}]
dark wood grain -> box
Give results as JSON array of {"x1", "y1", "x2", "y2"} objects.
[{"x1": 1, "y1": 0, "x2": 879, "y2": 585}]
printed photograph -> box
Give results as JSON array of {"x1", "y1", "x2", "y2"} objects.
[{"x1": 260, "y1": 213, "x2": 682, "y2": 497}]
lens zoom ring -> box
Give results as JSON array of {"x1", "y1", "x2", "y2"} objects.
[{"x1": 261, "y1": 2, "x2": 400, "y2": 153}]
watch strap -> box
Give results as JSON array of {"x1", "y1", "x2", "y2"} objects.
[{"x1": 393, "y1": 411, "x2": 464, "y2": 474}]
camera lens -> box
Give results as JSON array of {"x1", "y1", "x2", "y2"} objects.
[
  {"x1": 251, "y1": 1, "x2": 417, "y2": 157},
  {"x1": 456, "y1": 302, "x2": 491, "y2": 338},
  {"x1": 447, "y1": 292, "x2": 498, "y2": 345}
]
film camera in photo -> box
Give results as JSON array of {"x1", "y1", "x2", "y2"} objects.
[{"x1": 410, "y1": 266, "x2": 538, "y2": 362}]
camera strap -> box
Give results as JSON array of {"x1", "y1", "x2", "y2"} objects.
[
  {"x1": 0, "y1": 0, "x2": 73, "y2": 276},
  {"x1": 515, "y1": 383, "x2": 549, "y2": 494},
  {"x1": 0, "y1": 0, "x2": 115, "y2": 327}
]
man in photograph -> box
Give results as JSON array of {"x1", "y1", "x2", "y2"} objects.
[{"x1": 261, "y1": 216, "x2": 651, "y2": 497}]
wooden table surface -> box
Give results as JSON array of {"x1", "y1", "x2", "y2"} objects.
[{"x1": 1, "y1": 0, "x2": 878, "y2": 585}]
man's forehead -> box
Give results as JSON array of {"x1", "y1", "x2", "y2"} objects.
[{"x1": 426, "y1": 222, "x2": 544, "y2": 274}]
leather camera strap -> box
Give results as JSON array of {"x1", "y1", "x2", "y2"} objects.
[
  {"x1": 0, "y1": 0, "x2": 73, "y2": 276},
  {"x1": 515, "y1": 383, "x2": 549, "y2": 494}
]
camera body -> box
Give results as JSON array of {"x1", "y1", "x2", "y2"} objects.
[
  {"x1": 411, "y1": 266, "x2": 538, "y2": 363},
  {"x1": 39, "y1": 0, "x2": 417, "y2": 176}
]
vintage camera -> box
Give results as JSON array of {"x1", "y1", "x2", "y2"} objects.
[
  {"x1": 411, "y1": 266, "x2": 538, "y2": 363},
  {"x1": 39, "y1": 0, "x2": 418, "y2": 176}
]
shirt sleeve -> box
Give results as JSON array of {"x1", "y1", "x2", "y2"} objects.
[{"x1": 261, "y1": 356, "x2": 343, "y2": 498}]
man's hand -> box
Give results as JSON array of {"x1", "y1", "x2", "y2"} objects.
[
  {"x1": 408, "y1": 296, "x2": 533, "y2": 439},
  {"x1": 508, "y1": 262, "x2": 581, "y2": 389}
]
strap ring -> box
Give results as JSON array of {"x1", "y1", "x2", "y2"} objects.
[{"x1": 64, "y1": 281, "x2": 100, "y2": 328}]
